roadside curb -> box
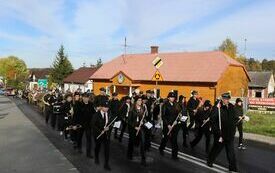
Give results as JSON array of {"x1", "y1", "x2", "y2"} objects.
[{"x1": 236, "y1": 132, "x2": 275, "y2": 146}]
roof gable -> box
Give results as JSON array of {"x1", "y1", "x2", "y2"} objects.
[
  {"x1": 64, "y1": 67, "x2": 98, "y2": 84},
  {"x1": 248, "y1": 71, "x2": 273, "y2": 88}
]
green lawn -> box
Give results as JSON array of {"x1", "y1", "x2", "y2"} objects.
[{"x1": 243, "y1": 111, "x2": 275, "y2": 137}]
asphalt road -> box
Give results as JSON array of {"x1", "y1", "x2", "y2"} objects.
[{"x1": 5, "y1": 97, "x2": 275, "y2": 173}]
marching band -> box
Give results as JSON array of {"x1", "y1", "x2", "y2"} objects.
[{"x1": 40, "y1": 87, "x2": 249, "y2": 172}]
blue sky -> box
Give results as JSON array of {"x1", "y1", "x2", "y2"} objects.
[{"x1": 0, "y1": 0, "x2": 274, "y2": 68}]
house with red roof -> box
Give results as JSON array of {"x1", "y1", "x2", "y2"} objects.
[
  {"x1": 90, "y1": 46, "x2": 250, "y2": 102},
  {"x1": 63, "y1": 67, "x2": 98, "y2": 93}
]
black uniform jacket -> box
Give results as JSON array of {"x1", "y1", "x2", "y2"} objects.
[
  {"x1": 161, "y1": 101, "x2": 179, "y2": 126},
  {"x1": 74, "y1": 101, "x2": 95, "y2": 128},
  {"x1": 195, "y1": 107, "x2": 212, "y2": 128},
  {"x1": 187, "y1": 97, "x2": 199, "y2": 114},
  {"x1": 210, "y1": 102, "x2": 238, "y2": 141},
  {"x1": 92, "y1": 110, "x2": 114, "y2": 138},
  {"x1": 128, "y1": 106, "x2": 145, "y2": 130}
]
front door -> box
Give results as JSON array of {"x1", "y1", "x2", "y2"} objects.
[{"x1": 116, "y1": 86, "x2": 129, "y2": 98}]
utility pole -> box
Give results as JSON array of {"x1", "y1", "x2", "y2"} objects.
[
  {"x1": 244, "y1": 38, "x2": 247, "y2": 56},
  {"x1": 122, "y1": 37, "x2": 127, "y2": 64}
]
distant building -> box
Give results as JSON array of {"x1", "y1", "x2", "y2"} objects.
[
  {"x1": 63, "y1": 67, "x2": 98, "y2": 93},
  {"x1": 90, "y1": 46, "x2": 250, "y2": 102},
  {"x1": 28, "y1": 68, "x2": 51, "y2": 90},
  {"x1": 248, "y1": 71, "x2": 275, "y2": 98}
]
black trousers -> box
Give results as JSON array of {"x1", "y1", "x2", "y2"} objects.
[
  {"x1": 50, "y1": 113, "x2": 58, "y2": 129},
  {"x1": 127, "y1": 128, "x2": 145, "y2": 160},
  {"x1": 57, "y1": 115, "x2": 65, "y2": 131},
  {"x1": 237, "y1": 123, "x2": 243, "y2": 145},
  {"x1": 119, "y1": 120, "x2": 127, "y2": 140},
  {"x1": 94, "y1": 134, "x2": 110, "y2": 165},
  {"x1": 187, "y1": 113, "x2": 195, "y2": 129},
  {"x1": 77, "y1": 127, "x2": 92, "y2": 156},
  {"x1": 208, "y1": 136, "x2": 237, "y2": 171},
  {"x1": 44, "y1": 106, "x2": 51, "y2": 124},
  {"x1": 159, "y1": 124, "x2": 180, "y2": 158},
  {"x1": 144, "y1": 127, "x2": 152, "y2": 151},
  {"x1": 190, "y1": 126, "x2": 211, "y2": 152},
  {"x1": 181, "y1": 122, "x2": 188, "y2": 144}
]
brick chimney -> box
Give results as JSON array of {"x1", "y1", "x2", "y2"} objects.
[{"x1": 150, "y1": 46, "x2": 159, "y2": 54}]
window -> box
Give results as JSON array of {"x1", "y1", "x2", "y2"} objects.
[{"x1": 255, "y1": 91, "x2": 262, "y2": 98}]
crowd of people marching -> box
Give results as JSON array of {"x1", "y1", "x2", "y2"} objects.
[{"x1": 23, "y1": 87, "x2": 247, "y2": 172}]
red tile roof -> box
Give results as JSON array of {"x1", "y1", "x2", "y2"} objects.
[
  {"x1": 64, "y1": 67, "x2": 98, "y2": 84},
  {"x1": 29, "y1": 68, "x2": 51, "y2": 81},
  {"x1": 90, "y1": 51, "x2": 246, "y2": 83}
]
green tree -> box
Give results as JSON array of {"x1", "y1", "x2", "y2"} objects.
[
  {"x1": 262, "y1": 59, "x2": 275, "y2": 72},
  {"x1": 0, "y1": 56, "x2": 28, "y2": 89},
  {"x1": 218, "y1": 38, "x2": 238, "y2": 58},
  {"x1": 49, "y1": 45, "x2": 73, "y2": 85},
  {"x1": 96, "y1": 58, "x2": 103, "y2": 68}
]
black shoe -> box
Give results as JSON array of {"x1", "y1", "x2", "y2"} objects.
[
  {"x1": 104, "y1": 164, "x2": 111, "y2": 171},
  {"x1": 141, "y1": 159, "x2": 147, "y2": 167},
  {"x1": 172, "y1": 156, "x2": 179, "y2": 161},
  {"x1": 183, "y1": 142, "x2": 188, "y2": 148},
  {"x1": 159, "y1": 148, "x2": 164, "y2": 156},
  {"x1": 207, "y1": 161, "x2": 213, "y2": 167},
  {"x1": 95, "y1": 158, "x2": 99, "y2": 165}
]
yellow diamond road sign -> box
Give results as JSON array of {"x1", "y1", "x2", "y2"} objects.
[
  {"x1": 152, "y1": 56, "x2": 163, "y2": 69},
  {"x1": 152, "y1": 70, "x2": 163, "y2": 81}
]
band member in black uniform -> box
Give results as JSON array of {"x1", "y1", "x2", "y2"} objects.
[
  {"x1": 109, "y1": 92, "x2": 121, "y2": 139},
  {"x1": 60, "y1": 93, "x2": 73, "y2": 139},
  {"x1": 159, "y1": 92, "x2": 181, "y2": 160},
  {"x1": 92, "y1": 101, "x2": 114, "y2": 171},
  {"x1": 94, "y1": 87, "x2": 109, "y2": 111},
  {"x1": 71, "y1": 92, "x2": 81, "y2": 146},
  {"x1": 190, "y1": 100, "x2": 212, "y2": 153},
  {"x1": 75, "y1": 92, "x2": 95, "y2": 157},
  {"x1": 187, "y1": 90, "x2": 200, "y2": 130},
  {"x1": 178, "y1": 95, "x2": 189, "y2": 148},
  {"x1": 142, "y1": 94, "x2": 152, "y2": 151},
  {"x1": 42, "y1": 90, "x2": 53, "y2": 124},
  {"x1": 51, "y1": 91, "x2": 62, "y2": 130},
  {"x1": 127, "y1": 96, "x2": 147, "y2": 166},
  {"x1": 234, "y1": 98, "x2": 246, "y2": 150},
  {"x1": 207, "y1": 93, "x2": 238, "y2": 172},
  {"x1": 118, "y1": 96, "x2": 131, "y2": 142}
]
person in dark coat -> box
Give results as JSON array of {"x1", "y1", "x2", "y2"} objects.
[
  {"x1": 118, "y1": 96, "x2": 131, "y2": 142},
  {"x1": 60, "y1": 93, "x2": 73, "y2": 139},
  {"x1": 159, "y1": 92, "x2": 181, "y2": 160},
  {"x1": 127, "y1": 96, "x2": 147, "y2": 166},
  {"x1": 51, "y1": 92, "x2": 62, "y2": 130},
  {"x1": 92, "y1": 101, "x2": 115, "y2": 171},
  {"x1": 207, "y1": 92, "x2": 238, "y2": 172},
  {"x1": 234, "y1": 98, "x2": 246, "y2": 150},
  {"x1": 190, "y1": 100, "x2": 212, "y2": 153},
  {"x1": 74, "y1": 92, "x2": 95, "y2": 157},
  {"x1": 187, "y1": 90, "x2": 200, "y2": 130},
  {"x1": 178, "y1": 95, "x2": 189, "y2": 148},
  {"x1": 109, "y1": 92, "x2": 121, "y2": 139},
  {"x1": 42, "y1": 90, "x2": 53, "y2": 124},
  {"x1": 93, "y1": 87, "x2": 109, "y2": 111}
]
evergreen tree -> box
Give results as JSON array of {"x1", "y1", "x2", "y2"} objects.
[{"x1": 49, "y1": 45, "x2": 73, "y2": 85}]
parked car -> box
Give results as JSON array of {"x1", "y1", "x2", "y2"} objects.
[{"x1": 0, "y1": 89, "x2": 5, "y2": 95}]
